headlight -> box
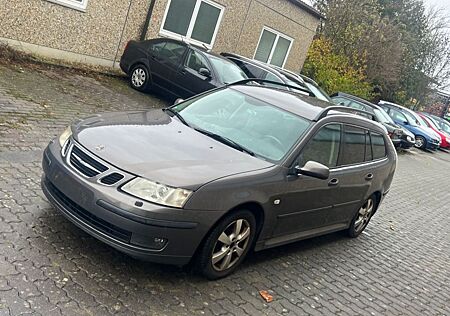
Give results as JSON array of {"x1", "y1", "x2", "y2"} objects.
[
  {"x1": 59, "y1": 126, "x2": 72, "y2": 147},
  {"x1": 121, "y1": 177, "x2": 192, "y2": 208}
]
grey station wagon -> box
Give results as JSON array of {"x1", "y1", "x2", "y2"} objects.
[{"x1": 41, "y1": 81, "x2": 397, "y2": 279}]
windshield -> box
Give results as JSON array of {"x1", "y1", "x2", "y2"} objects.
[
  {"x1": 208, "y1": 56, "x2": 247, "y2": 84},
  {"x1": 374, "y1": 108, "x2": 395, "y2": 124},
  {"x1": 425, "y1": 115, "x2": 442, "y2": 131},
  {"x1": 172, "y1": 88, "x2": 311, "y2": 161},
  {"x1": 403, "y1": 111, "x2": 419, "y2": 126},
  {"x1": 438, "y1": 119, "x2": 450, "y2": 134},
  {"x1": 415, "y1": 114, "x2": 429, "y2": 127},
  {"x1": 304, "y1": 82, "x2": 332, "y2": 102}
]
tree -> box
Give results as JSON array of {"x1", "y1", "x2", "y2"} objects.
[{"x1": 302, "y1": 37, "x2": 373, "y2": 99}]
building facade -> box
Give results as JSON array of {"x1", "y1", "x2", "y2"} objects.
[{"x1": 0, "y1": 0, "x2": 322, "y2": 72}]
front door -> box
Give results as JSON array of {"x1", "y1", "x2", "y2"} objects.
[
  {"x1": 173, "y1": 49, "x2": 215, "y2": 98},
  {"x1": 272, "y1": 123, "x2": 343, "y2": 237}
]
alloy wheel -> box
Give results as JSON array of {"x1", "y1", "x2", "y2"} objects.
[
  {"x1": 211, "y1": 219, "x2": 251, "y2": 272},
  {"x1": 354, "y1": 198, "x2": 374, "y2": 232},
  {"x1": 415, "y1": 136, "x2": 424, "y2": 148},
  {"x1": 131, "y1": 68, "x2": 146, "y2": 87}
]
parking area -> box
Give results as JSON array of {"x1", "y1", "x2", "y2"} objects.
[{"x1": 0, "y1": 63, "x2": 449, "y2": 316}]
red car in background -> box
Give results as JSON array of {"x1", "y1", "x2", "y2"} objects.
[{"x1": 418, "y1": 112, "x2": 450, "y2": 149}]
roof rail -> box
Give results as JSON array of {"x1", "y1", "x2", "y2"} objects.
[
  {"x1": 315, "y1": 106, "x2": 376, "y2": 121},
  {"x1": 227, "y1": 78, "x2": 314, "y2": 97}
]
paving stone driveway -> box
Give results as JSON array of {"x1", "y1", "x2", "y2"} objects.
[{"x1": 0, "y1": 64, "x2": 449, "y2": 316}]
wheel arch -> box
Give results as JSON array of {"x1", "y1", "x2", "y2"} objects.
[{"x1": 189, "y1": 201, "x2": 266, "y2": 265}]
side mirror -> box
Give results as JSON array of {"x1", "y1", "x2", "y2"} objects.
[
  {"x1": 295, "y1": 161, "x2": 330, "y2": 180},
  {"x1": 198, "y1": 67, "x2": 211, "y2": 78},
  {"x1": 403, "y1": 120, "x2": 409, "y2": 125},
  {"x1": 174, "y1": 98, "x2": 184, "y2": 105}
]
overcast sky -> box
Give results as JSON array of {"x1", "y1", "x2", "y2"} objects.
[{"x1": 423, "y1": 0, "x2": 450, "y2": 14}]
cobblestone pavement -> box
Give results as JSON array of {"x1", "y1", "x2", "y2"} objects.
[{"x1": 0, "y1": 64, "x2": 449, "y2": 316}]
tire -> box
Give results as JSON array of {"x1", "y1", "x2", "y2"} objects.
[
  {"x1": 196, "y1": 210, "x2": 257, "y2": 280},
  {"x1": 415, "y1": 136, "x2": 426, "y2": 149},
  {"x1": 129, "y1": 64, "x2": 151, "y2": 92},
  {"x1": 348, "y1": 195, "x2": 376, "y2": 238}
]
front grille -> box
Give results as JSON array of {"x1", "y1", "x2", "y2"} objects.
[
  {"x1": 100, "y1": 172, "x2": 124, "y2": 185},
  {"x1": 69, "y1": 145, "x2": 108, "y2": 177},
  {"x1": 46, "y1": 179, "x2": 132, "y2": 243}
]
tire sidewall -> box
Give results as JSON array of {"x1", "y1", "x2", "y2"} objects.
[
  {"x1": 129, "y1": 64, "x2": 151, "y2": 91},
  {"x1": 197, "y1": 210, "x2": 257, "y2": 280}
]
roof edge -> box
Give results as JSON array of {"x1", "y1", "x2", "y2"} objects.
[{"x1": 287, "y1": 0, "x2": 326, "y2": 20}]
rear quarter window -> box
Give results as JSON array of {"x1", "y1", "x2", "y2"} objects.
[{"x1": 371, "y1": 132, "x2": 387, "y2": 159}]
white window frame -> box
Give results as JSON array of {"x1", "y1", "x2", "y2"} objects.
[
  {"x1": 159, "y1": 0, "x2": 225, "y2": 49},
  {"x1": 254, "y1": 26, "x2": 294, "y2": 68},
  {"x1": 45, "y1": 0, "x2": 88, "y2": 12}
]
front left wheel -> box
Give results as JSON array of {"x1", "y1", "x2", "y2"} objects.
[{"x1": 196, "y1": 210, "x2": 257, "y2": 280}]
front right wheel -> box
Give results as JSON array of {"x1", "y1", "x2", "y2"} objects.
[{"x1": 196, "y1": 210, "x2": 257, "y2": 280}]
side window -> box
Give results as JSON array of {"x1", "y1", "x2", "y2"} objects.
[
  {"x1": 348, "y1": 101, "x2": 365, "y2": 111},
  {"x1": 390, "y1": 109, "x2": 407, "y2": 123},
  {"x1": 159, "y1": 42, "x2": 187, "y2": 64},
  {"x1": 298, "y1": 124, "x2": 341, "y2": 168},
  {"x1": 241, "y1": 62, "x2": 264, "y2": 78},
  {"x1": 339, "y1": 125, "x2": 366, "y2": 166},
  {"x1": 332, "y1": 97, "x2": 352, "y2": 106},
  {"x1": 149, "y1": 41, "x2": 166, "y2": 56},
  {"x1": 186, "y1": 50, "x2": 210, "y2": 73},
  {"x1": 263, "y1": 71, "x2": 287, "y2": 89},
  {"x1": 365, "y1": 131, "x2": 372, "y2": 161},
  {"x1": 371, "y1": 132, "x2": 386, "y2": 159}
]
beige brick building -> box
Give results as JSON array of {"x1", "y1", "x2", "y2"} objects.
[{"x1": 0, "y1": 0, "x2": 322, "y2": 72}]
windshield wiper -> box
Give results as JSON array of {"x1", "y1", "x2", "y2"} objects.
[
  {"x1": 163, "y1": 108, "x2": 190, "y2": 127},
  {"x1": 194, "y1": 128, "x2": 255, "y2": 156}
]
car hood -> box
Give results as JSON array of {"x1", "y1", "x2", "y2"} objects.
[{"x1": 72, "y1": 110, "x2": 274, "y2": 190}]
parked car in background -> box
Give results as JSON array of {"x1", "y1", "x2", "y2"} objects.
[
  {"x1": 426, "y1": 113, "x2": 450, "y2": 136},
  {"x1": 220, "y1": 53, "x2": 312, "y2": 95},
  {"x1": 120, "y1": 38, "x2": 247, "y2": 99},
  {"x1": 300, "y1": 74, "x2": 334, "y2": 103},
  {"x1": 418, "y1": 113, "x2": 450, "y2": 149},
  {"x1": 379, "y1": 101, "x2": 441, "y2": 150},
  {"x1": 331, "y1": 93, "x2": 415, "y2": 149},
  {"x1": 42, "y1": 80, "x2": 396, "y2": 280}
]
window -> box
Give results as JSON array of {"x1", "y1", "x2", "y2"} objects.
[
  {"x1": 186, "y1": 50, "x2": 210, "y2": 73},
  {"x1": 365, "y1": 131, "x2": 372, "y2": 161},
  {"x1": 151, "y1": 41, "x2": 187, "y2": 65},
  {"x1": 160, "y1": 0, "x2": 224, "y2": 48},
  {"x1": 207, "y1": 56, "x2": 247, "y2": 84},
  {"x1": 389, "y1": 108, "x2": 409, "y2": 124},
  {"x1": 46, "y1": 0, "x2": 88, "y2": 11},
  {"x1": 298, "y1": 124, "x2": 341, "y2": 168},
  {"x1": 254, "y1": 27, "x2": 293, "y2": 67},
  {"x1": 371, "y1": 132, "x2": 386, "y2": 159},
  {"x1": 340, "y1": 126, "x2": 366, "y2": 165}
]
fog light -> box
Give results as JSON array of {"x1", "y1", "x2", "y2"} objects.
[{"x1": 130, "y1": 234, "x2": 168, "y2": 250}]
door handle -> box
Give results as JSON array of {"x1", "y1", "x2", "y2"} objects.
[
  {"x1": 365, "y1": 173, "x2": 374, "y2": 181},
  {"x1": 328, "y1": 178, "x2": 339, "y2": 186}
]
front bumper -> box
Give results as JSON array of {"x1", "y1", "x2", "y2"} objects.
[{"x1": 41, "y1": 139, "x2": 224, "y2": 265}]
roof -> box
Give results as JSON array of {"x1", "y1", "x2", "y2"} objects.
[
  {"x1": 333, "y1": 92, "x2": 383, "y2": 110},
  {"x1": 230, "y1": 84, "x2": 373, "y2": 123},
  {"x1": 288, "y1": 0, "x2": 325, "y2": 20}
]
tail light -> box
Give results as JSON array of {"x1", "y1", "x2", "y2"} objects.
[{"x1": 124, "y1": 41, "x2": 130, "y2": 51}]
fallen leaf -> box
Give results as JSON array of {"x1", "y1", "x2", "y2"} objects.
[{"x1": 259, "y1": 290, "x2": 273, "y2": 303}]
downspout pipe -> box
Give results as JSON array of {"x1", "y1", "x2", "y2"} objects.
[{"x1": 140, "y1": 0, "x2": 157, "y2": 41}]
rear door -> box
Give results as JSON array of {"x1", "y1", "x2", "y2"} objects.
[
  {"x1": 147, "y1": 40, "x2": 187, "y2": 93},
  {"x1": 173, "y1": 49, "x2": 216, "y2": 98}
]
